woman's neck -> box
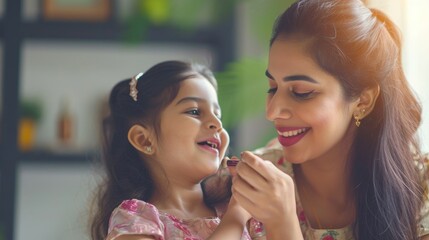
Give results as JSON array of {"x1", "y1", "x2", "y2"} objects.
[
  {"x1": 294, "y1": 155, "x2": 356, "y2": 229},
  {"x1": 298, "y1": 130, "x2": 356, "y2": 199},
  {"x1": 295, "y1": 162, "x2": 352, "y2": 205}
]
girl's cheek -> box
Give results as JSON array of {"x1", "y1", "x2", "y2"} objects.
[{"x1": 220, "y1": 130, "x2": 230, "y2": 154}]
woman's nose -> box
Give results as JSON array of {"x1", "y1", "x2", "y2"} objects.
[{"x1": 266, "y1": 94, "x2": 292, "y2": 121}]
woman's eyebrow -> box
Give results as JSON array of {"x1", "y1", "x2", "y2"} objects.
[
  {"x1": 265, "y1": 70, "x2": 318, "y2": 84},
  {"x1": 284, "y1": 75, "x2": 318, "y2": 83}
]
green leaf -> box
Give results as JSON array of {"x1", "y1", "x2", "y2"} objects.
[{"x1": 216, "y1": 58, "x2": 268, "y2": 130}]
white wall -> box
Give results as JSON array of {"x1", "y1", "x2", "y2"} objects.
[
  {"x1": 16, "y1": 163, "x2": 100, "y2": 240},
  {"x1": 403, "y1": 1, "x2": 429, "y2": 152}
]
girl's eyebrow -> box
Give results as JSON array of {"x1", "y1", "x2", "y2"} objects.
[
  {"x1": 176, "y1": 96, "x2": 220, "y2": 111},
  {"x1": 265, "y1": 70, "x2": 319, "y2": 84},
  {"x1": 176, "y1": 96, "x2": 203, "y2": 105}
]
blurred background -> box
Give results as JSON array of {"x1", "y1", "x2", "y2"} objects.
[{"x1": 0, "y1": 0, "x2": 427, "y2": 239}]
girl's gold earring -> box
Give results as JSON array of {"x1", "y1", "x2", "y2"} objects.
[{"x1": 145, "y1": 146, "x2": 152, "y2": 154}]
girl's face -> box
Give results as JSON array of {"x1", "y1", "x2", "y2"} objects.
[
  {"x1": 266, "y1": 38, "x2": 358, "y2": 164},
  {"x1": 154, "y1": 76, "x2": 229, "y2": 183}
]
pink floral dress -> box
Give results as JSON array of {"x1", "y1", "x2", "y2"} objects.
[
  {"x1": 106, "y1": 199, "x2": 265, "y2": 240},
  {"x1": 253, "y1": 140, "x2": 429, "y2": 240}
]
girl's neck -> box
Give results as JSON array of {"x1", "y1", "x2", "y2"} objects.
[{"x1": 149, "y1": 183, "x2": 216, "y2": 219}]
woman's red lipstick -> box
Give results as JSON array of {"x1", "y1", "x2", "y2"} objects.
[{"x1": 276, "y1": 127, "x2": 309, "y2": 147}]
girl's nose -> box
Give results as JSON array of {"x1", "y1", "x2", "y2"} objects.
[{"x1": 208, "y1": 115, "x2": 222, "y2": 131}]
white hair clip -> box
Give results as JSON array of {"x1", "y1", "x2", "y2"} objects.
[{"x1": 129, "y1": 72, "x2": 143, "y2": 102}]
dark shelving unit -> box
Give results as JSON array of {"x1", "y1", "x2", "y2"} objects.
[
  {"x1": 0, "y1": 1, "x2": 236, "y2": 239},
  {"x1": 19, "y1": 150, "x2": 100, "y2": 164}
]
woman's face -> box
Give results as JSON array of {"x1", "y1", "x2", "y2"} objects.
[{"x1": 266, "y1": 38, "x2": 358, "y2": 164}]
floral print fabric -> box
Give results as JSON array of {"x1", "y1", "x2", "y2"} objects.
[
  {"x1": 107, "y1": 199, "x2": 264, "y2": 240},
  {"x1": 106, "y1": 140, "x2": 429, "y2": 240}
]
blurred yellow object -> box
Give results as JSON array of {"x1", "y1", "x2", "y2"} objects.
[
  {"x1": 18, "y1": 118, "x2": 36, "y2": 151},
  {"x1": 142, "y1": 0, "x2": 169, "y2": 24}
]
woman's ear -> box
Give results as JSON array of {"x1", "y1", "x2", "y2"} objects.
[
  {"x1": 128, "y1": 124, "x2": 155, "y2": 155},
  {"x1": 354, "y1": 85, "x2": 380, "y2": 119}
]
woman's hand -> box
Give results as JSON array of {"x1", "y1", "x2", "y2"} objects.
[{"x1": 232, "y1": 151, "x2": 303, "y2": 240}]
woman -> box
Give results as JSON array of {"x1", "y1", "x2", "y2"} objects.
[{"x1": 231, "y1": 0, "x2": 429, "y2": 239}]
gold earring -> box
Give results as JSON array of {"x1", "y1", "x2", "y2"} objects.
[
  {"x1": 144, "y1": 146, "x2": 152, "y2": 154},
  {"x1": 354, "y1": 109, "x2": 366, "y2": 127},
  {"x1": 354, "y1": 114, "x2": 361, "y2": 127}
]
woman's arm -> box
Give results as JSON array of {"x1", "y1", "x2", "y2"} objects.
[{"x1": 232, "y1": 151, "x2": 303, "y2": 240}]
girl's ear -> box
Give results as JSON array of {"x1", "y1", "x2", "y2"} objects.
[
  {"x1": 353, "y1": 85, "x2": 380, "y2": 118},
  {"x1": 128, "y1": 124, "x2": 155, "y2": 155}
]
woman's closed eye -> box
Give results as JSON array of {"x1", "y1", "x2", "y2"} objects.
[
  {"x1": 291, "y1": 90, "x2": 315, "y2": 99},
  {"x1": 267, "y1": 87, "x2": 277, "y2": 95},
  {"x1": 267, "y1": 87, "x2": 315, "y2": 100}
]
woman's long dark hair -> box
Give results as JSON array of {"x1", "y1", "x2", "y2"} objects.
[
  {"x1": 90, "y1": 60, "x2": 217, "y2": 240},
  {"x1": 271, "y1": 0, "x2": 424, "y2": 239}
]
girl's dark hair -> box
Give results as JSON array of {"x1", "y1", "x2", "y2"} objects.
[
  {"x1": 271, "y1": 0, "x2": 424, "y2": 239},
  {"x1": 90, "y1": 60, "x2": 217, "y2": 240}
]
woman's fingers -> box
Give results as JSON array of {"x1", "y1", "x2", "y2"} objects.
[
  {"x1": 239, "y1": 151, "x2": 274, "y2": 180},
  {"x1": 231, "y1": 151, "x2": 297, "y2": 225},
  {"x1": 234, "y1": 151, "x2": 279, "y2": 190}
]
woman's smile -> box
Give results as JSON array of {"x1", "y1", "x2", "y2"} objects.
[{"x1": 276, "y1": 127, "x2": 310, "y2": 147}]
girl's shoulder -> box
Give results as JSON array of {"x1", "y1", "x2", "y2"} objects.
[
  {"x1": 107, "y1": 199, "x2": 164, "y2": 240},
  {"x1": 111, "y1": 199, "x2": 161, "y2": 221}
]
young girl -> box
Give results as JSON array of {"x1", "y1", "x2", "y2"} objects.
[{"x1": 90, "y1": 60, "x2": 264, "y2": 240}]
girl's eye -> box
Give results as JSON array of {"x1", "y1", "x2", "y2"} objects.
[
  {"x1": 187, "y1": 109, "x2": 200, "y2": 116},
  {"x1": 291, "y1": 90, "x2": 315, "y2": 99}
]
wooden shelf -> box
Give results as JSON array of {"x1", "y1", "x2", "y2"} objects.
[
  {"x1": 0, "y1": 19, "x2": 221, "y2": 45},
  {"x1": 19, "y1": 149, "x2": 100, "y2": 164}
]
